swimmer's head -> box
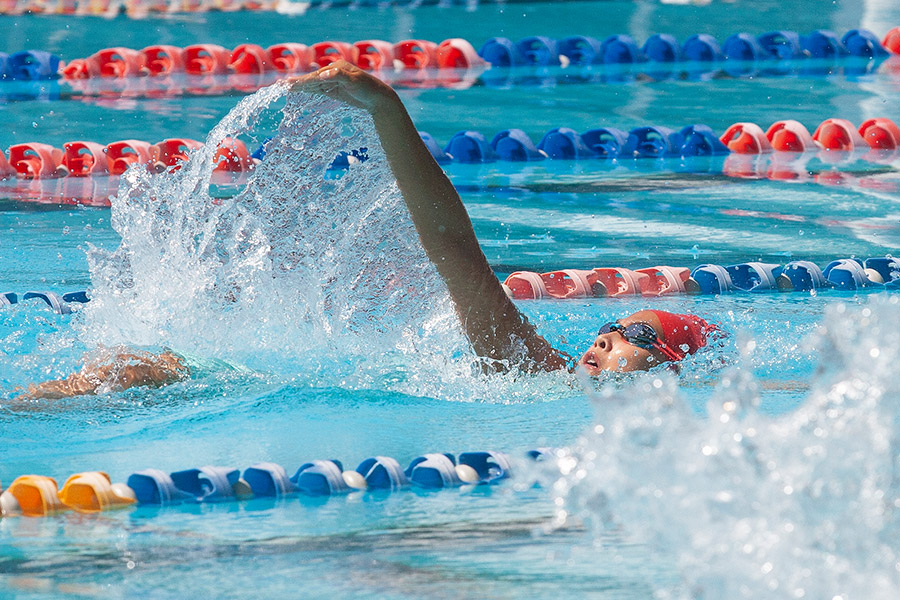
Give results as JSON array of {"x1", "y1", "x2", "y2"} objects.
[{"x1": 578, "y1": 310, "x2": 714, "y2": 374}]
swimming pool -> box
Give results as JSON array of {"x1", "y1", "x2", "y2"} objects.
[{"x1": 3, "y1": 1, "x2": 900, "y2": 598}]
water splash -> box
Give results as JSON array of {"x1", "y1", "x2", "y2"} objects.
[
  {"x1": 543, "y1": 294, "x2": 900, "y2": 598},
  {"x1": 82, "y1": 83, "x2": 466, "y2": 382}
]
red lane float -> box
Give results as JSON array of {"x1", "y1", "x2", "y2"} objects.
[
  {"x1": 436, "y1": 38, "x2": 483, "y2": 69},
  {"x1": 184, "y1": 44, "x2": 232, "y2": 75},
  {"x1": 719, "y1": 122, "x2": 773, "y2": 154},
  {"x1": 213, "y1": 138, "x2": 252, "y2": 172},
  {"x1": 884, "y1": 27, "x2": 900, "y2": 55},
  {"x1": 106, "y1": 140, "x2": 154, "y2": 175},
  {"x1": 504, "y1": 267, "x2": 650, "y2": 300},
  {"x1": 766, "y1": 120, "x2": 815, "y2": 152},
  {"x1": 8, "y1": 143, "x2": 64, "y2": 179},
  {"x1": 813, "y1": 118, "x2": 867, "y2": 151},
  {"x1": 354, "y1": 40, "x2": 394, "y2": 71},
  {"x1": 229, "y1": 44, "x2": 273, "y2": 74},
  {"x1": 267, "y1": 43, "x2": 311, "y2": 73},
  {"x1": 141, "y1": 45, "x2": 186, "y2": 76},
  {"x1": 1, "y1": 138, "x2": 257, "y2": 181},
  {"x1": 152, "y1": 138, "x2": 204, "y2": 171},
  {"x1": 62, "y1": 141, "x2": 108, "y2": 176},
  {"x1": 859, "y1": 118, "x2": 900, "y2": 150},
  {"x1": 636, "y1": 266, "x2": 694, "y2": 295},
  {"x1": 87, "y1": 47, "x2": 143, "y2": 78},
  {"x1": 311, "y1": 41, "x2": 357, "y2": 68},
  {"x1": 394, "y1": 40, "x2": 439, "y2": 69}
]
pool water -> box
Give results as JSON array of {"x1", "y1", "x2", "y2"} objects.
[{"x1": 3, "y1": 1, "x2": 900, "y2": 598}]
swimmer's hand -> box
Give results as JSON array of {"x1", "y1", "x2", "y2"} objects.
[{"x1": 286, "y1": 61, "x2": 399, "y2": 116}]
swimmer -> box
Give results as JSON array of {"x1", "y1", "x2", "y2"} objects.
[
  {"x1": 16, "y1": 61, "x2": 714, "y2": 400},
  {"x1": 287, "y1": 61, "x2": 715, "y2": 375}
]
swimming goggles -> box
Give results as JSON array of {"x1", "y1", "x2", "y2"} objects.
[{"x1": 598, "y1": 321, "x2": 683, "y2": 362}]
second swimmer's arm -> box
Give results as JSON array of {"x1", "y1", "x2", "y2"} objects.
[{"x1": 289, "y1": 63, "x2": 567, "y2": 371}]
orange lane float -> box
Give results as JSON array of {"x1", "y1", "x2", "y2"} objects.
[
  {"x1": 4, "y1": 475, "x2": 67, "y2": 517},
  {"x1": 58, "y1": 471, "x2": 137, "y2": 512}
]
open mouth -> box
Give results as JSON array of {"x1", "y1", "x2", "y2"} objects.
[{"x1": 582, "y1": 351, "x2": 600, "y2": 372}]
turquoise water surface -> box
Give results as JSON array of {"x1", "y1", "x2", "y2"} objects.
[{"x1": 3, "y1": 1, "x2": 900, "y2": 598}]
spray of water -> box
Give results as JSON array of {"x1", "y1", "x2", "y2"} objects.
[
  {"x1": 542, "y1": 294, "x2": 900, "y2": 599},
  {"x1": 82, "y1": 83, "x2": 465, "y2": 375}
]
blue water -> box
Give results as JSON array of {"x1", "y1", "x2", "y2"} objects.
[{"x1": 3, "y1": 1, "x2": 900, "y2": 598}]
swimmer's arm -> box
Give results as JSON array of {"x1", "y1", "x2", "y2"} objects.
[
  {"x1": 14, "y1": 351, "x2": 188, "y2": 401},
  {"x1": 289, "y1": 63, "x2": 567, "y2": 371}
]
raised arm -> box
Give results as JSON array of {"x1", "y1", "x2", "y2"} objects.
[{"x1": 288, "y1": 62, "x2": 567, "y2": 372}]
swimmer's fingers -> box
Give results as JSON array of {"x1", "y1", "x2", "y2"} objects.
[{"x1": 287, "y1": 60, "x2": 397, "y2": 114}]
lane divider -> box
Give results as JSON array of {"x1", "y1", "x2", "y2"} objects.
[
  {"x1": 4, "y1": 256, "x2": 897, "y2": 318},
  {"x1": 0, "y1": 452, "x2": 514, "y2": 517},
  {"x1": 503, "y1": 256, "x2": 900, "y2": 299},
  {"x1": 1, "y1": 27, "x2": 897, "y2": 83},
  {"x1": 1, "y1": 117, "x2": 897, "y2": 184}
]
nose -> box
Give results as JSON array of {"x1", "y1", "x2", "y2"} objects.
[{"x1": 593, "y1": 332, "x2": 615, "y2": 352}]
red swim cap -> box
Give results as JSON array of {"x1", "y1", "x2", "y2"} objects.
[{"x1": 648, "y1": 310, "x2": 715, "y2": 360}]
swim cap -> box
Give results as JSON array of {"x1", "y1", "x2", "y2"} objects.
[{"x1": 648, "y1": 310, "x2": 714, "y2": 359}]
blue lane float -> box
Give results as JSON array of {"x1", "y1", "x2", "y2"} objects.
[
  {"x1": 682, "y1": 34, "x2": 724, "y2": 62},
  {"x1": 516, "y1": 36, "x2": 560, "y2": 67},
  {"x1": 291, "y1": 460, "x2": 352, "y2": 495},
  {"x1": 491, "y1": 129, "x2": 545, "y2": 162},
  {"x1": 443, "y1": 131, "x2": 496, "y2": 164},
  {"x1": 537, "y1": 128, "x2": 597, "y2": 160},
  {"x1": 0, "y1": 290, "x2": 89, "y2": 314},
  {"x1": 757, "y1": 30, "x2": 805, "y2": 60},
  {"x1": 3, "y1": 51, "x2": 61, "y2": 81},
  {"x1": 621, "y1": 126, "x2": 679, "y2": 158},
  {"x1": 557, "y1": 35, "x2": 603, "y2": 66},
  {"x1": 802, "y1": 30, "x2": 847, "y2": 58},
  {"x1": 842, "y1": 29, "x2": 890, "y2": 58},
  {"x1": 642, "y1": 34, "x2": 682, "y2": 63},
  {"x1": 581, "y1": 127, "x2": 629, "y2": 158}
]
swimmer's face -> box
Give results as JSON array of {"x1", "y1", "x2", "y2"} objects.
[{"x1": 578, "y1": 310, "x2": 670, "y2": 375}]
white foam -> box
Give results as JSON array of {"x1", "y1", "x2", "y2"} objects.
[{"x1": 542, "y1": 294, "x2": 900, "y2": 598}]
